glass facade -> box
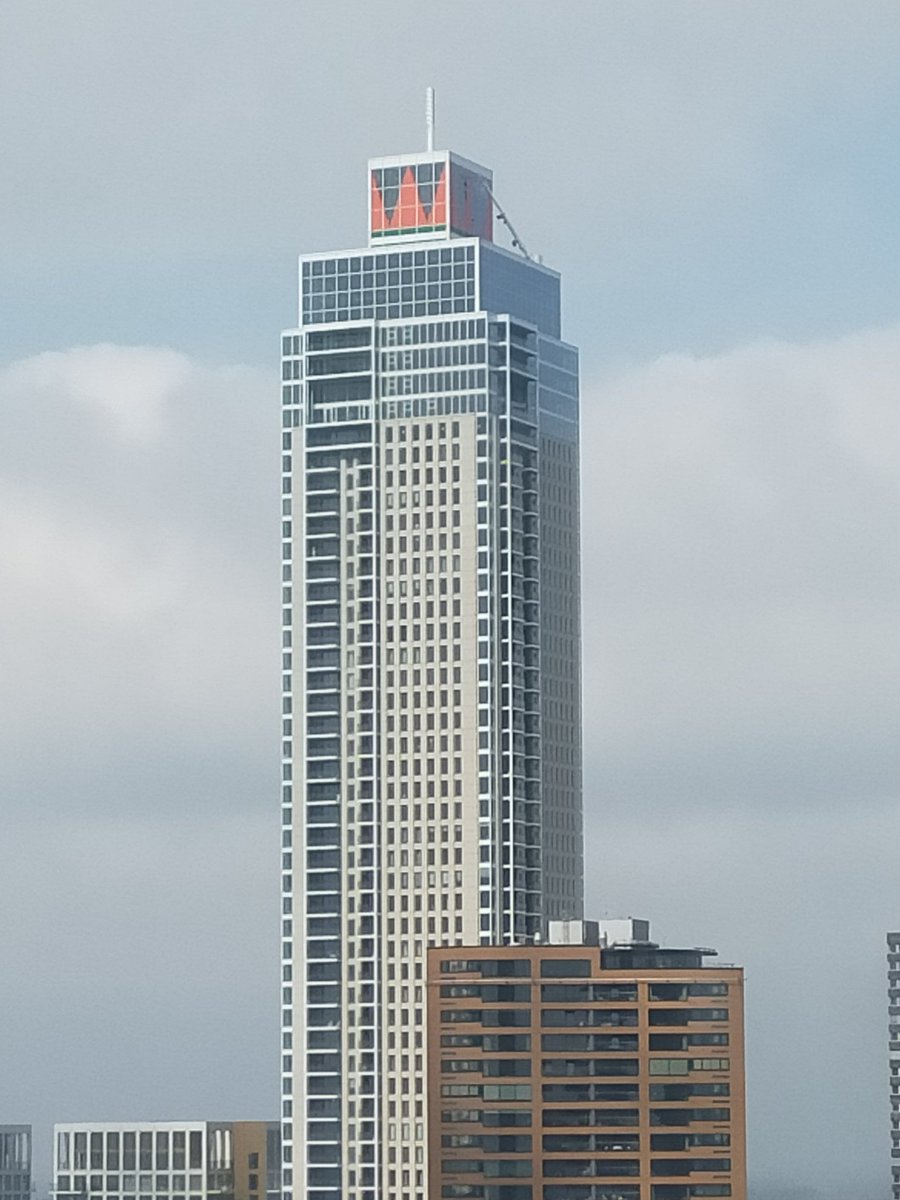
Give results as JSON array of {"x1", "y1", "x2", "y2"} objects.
[
  {"x1": 480, "y1": 245, "x2": 561, "y2": 339},
  {"x1": 299, "y1": 241, "x2": 562, "y2": 338},
  {"x1": 301, "y1": 244, "x2": 476, "y2": 327}
]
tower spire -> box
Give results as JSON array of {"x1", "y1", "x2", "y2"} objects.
[{"x1": 425, "y1": 86, "x2": 435, "y2": 151}]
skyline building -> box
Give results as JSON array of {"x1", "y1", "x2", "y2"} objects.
[
  {"x1": 888, "y1": 931, "x2": 900, "y2": 1199},
  {"x1": 280, "y1": 121, "x2": 583, "y2": 1200},
  {"x1": 0, "y1": 1125, "x2": 31, "y2": 1200},
  {"x1": 428, "y1": 920, "x2": 746, "y2": 1200},
  {"x1": 52, "y1": 1121, "x2": 280, "y2": 1200}
]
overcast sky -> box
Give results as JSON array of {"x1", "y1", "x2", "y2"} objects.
[{"x1": 1, "y1": 4, "x2": 899, "y2": 1198}]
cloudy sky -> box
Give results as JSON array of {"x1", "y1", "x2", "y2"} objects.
[{"x1": 2, "y1": 3, "x2": 899, "y2": 1197}]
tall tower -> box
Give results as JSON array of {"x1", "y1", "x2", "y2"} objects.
[
  {"x1": 280, "y1": 123, "x2": 582, "y2": 1200},
  {"x1": 889, "y1": 931, "x2": 900, "y2": 1199}
]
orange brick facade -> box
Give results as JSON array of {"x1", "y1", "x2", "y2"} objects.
[{"x1": 427, "y1": 942, "x2": 746, "y2": 1200}]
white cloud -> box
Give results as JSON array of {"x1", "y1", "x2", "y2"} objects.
[
  {"x1": 581, "y1": 324, "x2": 900, "y2": 807},
  {"x1": 2, "y1": 344, "x2": 192, "y2": 443},
  {"x1": 0, "y1": 345, "x2": 278, "y2": 800},
  {"x1": 585, "y1": 800, "x2": 896, "y2": 1200},
  {"x1": 578, "y1": 323, "x2": 898, "y2": 1198}
]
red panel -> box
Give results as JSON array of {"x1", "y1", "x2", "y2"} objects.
[
  {"x1": 433, "y1": 166, "x2": 447, "y2": 227},
  {"x1": 370, "y1": 173, "x2": 386, "y2": 233},
  {"x1": 397, "y1": 166, "x2": 421, "y2": 230},
  {"x1": 482, "y1": 202, "x2": 493, "y2": 241}
]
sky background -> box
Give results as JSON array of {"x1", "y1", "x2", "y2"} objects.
[{"x1": 1, "y1": 3, "x2": 899, "y2": 1198}]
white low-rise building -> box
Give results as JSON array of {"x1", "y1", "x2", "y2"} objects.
[{"x1": 53, "y1": 1121, "x2": 279, "y2": 1200}]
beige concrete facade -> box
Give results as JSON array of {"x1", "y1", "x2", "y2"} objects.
[{"x1": 364, "y1": 410, "x2": 484, "y2": 1197}]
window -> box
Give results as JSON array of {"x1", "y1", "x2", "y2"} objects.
[
  {"x1": 544, "y1": 1160, "x2": 639, "y2": 1178},
  {"x1": 649, "y1": 1060, "x2": 690, "y2": 1076},
  {"x1": 482, "y1": 1059, "x2": 531, "y2": 1077},
  {"x1": 542, "y1": 1108, "x2": 638, "y2": 1129},
  {"x1": 482, "y1": 1009, "x2": 531, "y2": 1028},
  {"x1": 541, "y1": 1008, "x2": 637, "y2": 1029},
  {"x1": 651, "y1": 982, "x2": 729, "y2": 1001},
  {"x1": 541, "y1": 983, "x2": 636, "y2": 1003},
  {"x1": 651, "y1": 1160, "x2": 731, "y2": 1177},
  {"x1": 542, "y1": 1034, "x2": 638, "y2": 1053},
  {"x1": 544, "y1": 1190, "x2": 638, "y2": 1200},
  {"x1": 650, "y1": 1107, "x2": 730, "y2": 1125},
  {"x1": 441, "y1": 955, "x2": 528, "y2": 974},
  {"x1": 482, "y1": 1084, "x2": 531, "y2": 1101},
  {"x1": 543, "y1": 1059, "x2": 639, "y2": 1078},
  {"x1": 650, "y1": 1133, "x2": 730, "y2": 1151},
  {"x1": 480, "y1": 1111, "x2": 532, "y2": 1128},
  {"x1": 652, "y1": 1085, "x2": 730, "y2": 1102},
  {"x1": 649, "y1": 1008, "x2": 729, "y2": 1025},
  {"x1": 188, "y1": 1133, "x2": 202, "y2": 1171},
  {"x1": 440, "y1": 984, "x2": 530, "y2": 1003},
  {"x1": 542, "y1": 1133, "x2": 639, "y2": 1154},
  {"x1": 538, "y1": 957, "x2": 591, "y2": 981}
]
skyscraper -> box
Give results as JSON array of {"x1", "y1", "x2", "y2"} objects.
[
  {"x1": 280, "y1": 123, "x2": 582, "y2": 1200},
  {"x1": 888, "y1": 931, "x2": 900, "y2": 1199}
]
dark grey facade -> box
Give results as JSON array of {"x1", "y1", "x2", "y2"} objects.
[
  {"x1": 0, "y1": 1126, "x2": 31, "y2": 1200},
  {"x1": 889, "y1": 932, "x2": 900, "y2": 1199}
]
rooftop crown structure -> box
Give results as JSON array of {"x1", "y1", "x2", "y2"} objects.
[{"x1": 368, "y1": 152, "x2": 493, "y2": 243}]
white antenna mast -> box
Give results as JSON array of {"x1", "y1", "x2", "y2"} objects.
[{"x1": 425, "y1": 86, "x2": 435, "y2": 151}]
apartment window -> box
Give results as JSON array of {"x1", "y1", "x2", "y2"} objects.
[
  {"x1": 649, "y1": 1008, "x2": 729, "y2": 1025},
  {"x1": 539, "y1": 958, "x2": 591, "y2": 978},
  {"x1": 188, "y1": 1134, "x2": 202, "y2": 1170},
  {"x1": 544, "y1": 1160, "x2": 640, "y2": 1178},
  {"x1": 651, "y1": 1159, "x2": 731, "y2": 1176},
  {"x1": 649, "y1": 1059, "x2": 690, "y2": 1076},
  {"x1": 545, "y1": 1191, "x2": 637, "y2": 1200},
  {"x1": 139, "y1": 1135, "x2": 152, "y2": 1171}
]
